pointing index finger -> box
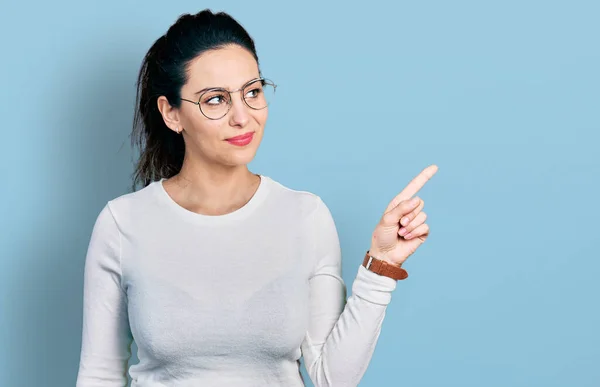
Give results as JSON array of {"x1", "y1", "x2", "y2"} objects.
[
  {"x1": 386, "y1": 164, "x2": 438, "y2": 212},
  {"x1": 401, "y1": 164, "x2": 438, "y2": 198}
]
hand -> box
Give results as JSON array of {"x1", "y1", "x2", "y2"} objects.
[{"x1": 369, "y1": 165, "x2": 438, "y2": 267}]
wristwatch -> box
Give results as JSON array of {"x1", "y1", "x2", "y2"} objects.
[{"x1": 362, "y1": 251, "x2": 408, "y2": 280}]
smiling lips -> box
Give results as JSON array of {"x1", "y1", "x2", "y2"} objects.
[{"x1": 225, "y1": 132, "x2": 254, "y2": 146}]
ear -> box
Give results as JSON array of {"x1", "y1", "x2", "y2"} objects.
[{"x1": 157, "y1": 96, "x2": 182, "y2": 134}]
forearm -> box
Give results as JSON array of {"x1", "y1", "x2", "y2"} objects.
[{"x1": 303, "y1": 265, "x2": 397, "y2": 386}]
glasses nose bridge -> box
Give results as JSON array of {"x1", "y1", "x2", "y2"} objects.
[
  {"x1": 227, "y1": 86, "x2": 245, "y2": 100},
  {"x1": 227, "y1": 86, "x2": 251, "y2": 118},
  {"x1": 226, "y1": 86, "x2": 249, "y2": 110}
]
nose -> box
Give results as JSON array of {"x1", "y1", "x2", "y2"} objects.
[{"x1": 228, "y1": 92, "x2": 250, "y2": 127}]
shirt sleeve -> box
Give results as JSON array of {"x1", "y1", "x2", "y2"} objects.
[
  {"x1": 300, "y1": 196, "x2": 398, "y2": 387},
  {"x1": 76, "y1": 203, "x2": 134, "y2": 387}
]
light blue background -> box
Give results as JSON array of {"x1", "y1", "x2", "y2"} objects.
[{"x1": 1, "y1": 1, "x2": 598, "y2": 386}]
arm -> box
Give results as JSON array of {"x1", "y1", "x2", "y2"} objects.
[
  {"x1": 76, "y1": 204, "x2": 134, "y2": 387},
  {"x1": 301, "y1": 197, "x2": 397, "y2": 387}
]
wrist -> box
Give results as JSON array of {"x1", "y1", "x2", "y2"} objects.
[
  {"x1": 368, "y1": 248, "x2": 403, "y2": 267},
  {"x1": 362, "y1": 250, "x2": 409, "y2": 280},
  {"x1": 368, "y1": 249, "x2": 384, "y2": 260}
]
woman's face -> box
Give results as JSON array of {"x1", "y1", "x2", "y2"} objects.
[{"x1": 176, "y1": 44, "x2": 267, "y2": 167}]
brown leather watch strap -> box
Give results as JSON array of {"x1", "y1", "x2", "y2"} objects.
[{"x1": 362, "y1": 251, "x2": 408, "y2": 280}]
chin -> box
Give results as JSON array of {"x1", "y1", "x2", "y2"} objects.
[{"x1": 222, "y1": 146, "x2": 260, "y2": 167}]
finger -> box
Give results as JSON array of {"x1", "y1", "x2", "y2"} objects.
[
  {"x1": 403, "y1": 223, "x2": 430, "y2": 240},
  {"x1": 399, "y1": 211, "x2": 427, "y2": 237},
  {"x1": 400, "y1": 199, "x2": 424, "y2": 227},
  {"x1": 400, "y1": 165, "x2": 438, "y2": 199},
  {"x1": 381, "y1": 197, "x2": 421, "y2": 226},
  {"x1": 385, "y1": 165, "x2": 438, "y2": 212}
]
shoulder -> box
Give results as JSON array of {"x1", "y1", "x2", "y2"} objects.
[
  {"x1": 263, "y1": 175, "x2": 328, "y2": 218},
  {"x1": 100, "y1": 180, "x2": 162, "y2": 228}
]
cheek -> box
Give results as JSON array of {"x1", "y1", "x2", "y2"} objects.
[
  {"x1": 179, "y1": 106, "x2": 201, "y2": 128},
  {"x1": 186, "y1": 113, "x2": 221, "y2": 137},
  {"x1": 255, "y1": 108, "x2": 268, "y2": 127},
  {"x1": 184, "y1": 119, "x2": 225, "y2": 153}
]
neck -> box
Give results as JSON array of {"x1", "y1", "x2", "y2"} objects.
[{"x1": 164, "y1": 159, "x2": 260, "y2": 216}]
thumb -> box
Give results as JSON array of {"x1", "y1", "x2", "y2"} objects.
[{"x1": 381, "y1": 196, "x2": 420, "y2": 226}]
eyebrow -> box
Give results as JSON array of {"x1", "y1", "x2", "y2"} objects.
[
  {"x1": 193, "y1": 87, "x2": 216, "y2": 96},
  {"x1": 193, "y1": 77, "x2": 261, "y2": 95}
]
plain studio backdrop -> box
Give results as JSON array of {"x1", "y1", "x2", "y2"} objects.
[{"x1": 1, "y1": 1, "x2": 598, "y2": 386}]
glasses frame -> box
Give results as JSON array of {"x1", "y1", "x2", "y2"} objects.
[{"x1": 181, "y1": 77, "x2": 277, "y2": 120}]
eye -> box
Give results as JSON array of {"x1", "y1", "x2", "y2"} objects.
[
  {"x1": 203, "y1": 91, "x2": 229, "y2": 106},
  {"x1": 206, "y1": 96, "x2": 222, "y2": 105},
  {"x1": 245, "y1": 87, "x2": 262, "y2": 99}
]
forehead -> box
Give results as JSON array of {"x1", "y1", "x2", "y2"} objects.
[{"x1": 185, "y1": 45, "x2": 259, "y2": 90}]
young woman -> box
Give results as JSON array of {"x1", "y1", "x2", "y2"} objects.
[{"x1": 76, "y1": 9, "x2": 438, "y2": 387}]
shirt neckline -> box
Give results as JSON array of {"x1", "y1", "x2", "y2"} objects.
[{"x1": 153, "y1": 174, "x2": 271, "y2": 225}]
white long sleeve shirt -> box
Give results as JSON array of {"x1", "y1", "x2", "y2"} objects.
[{"x1": 76, "y1": 175, "x2": 398, "y2": 387}]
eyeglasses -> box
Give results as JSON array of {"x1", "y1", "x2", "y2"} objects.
[{"x1": 181, "y1": 77, "x2": 276, "y2": 120}]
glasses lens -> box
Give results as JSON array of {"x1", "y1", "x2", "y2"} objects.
[
  {"x1": 200, "y1": 89, "x2": 231, "y2": 119},
  {"x1": 243, "y1": 79, "x2": 275, "y2": 110}
]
